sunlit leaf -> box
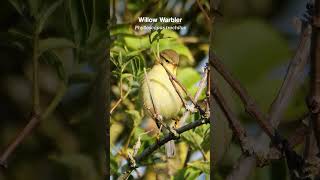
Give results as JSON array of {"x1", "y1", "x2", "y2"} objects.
[{"x1": 187, "y1": 161, "x2": 210, "y2": 174}]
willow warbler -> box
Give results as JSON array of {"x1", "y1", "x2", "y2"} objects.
[{"x1": 141, "y1": 49, "x2": 183, "y2": 158}]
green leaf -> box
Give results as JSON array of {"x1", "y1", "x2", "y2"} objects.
[
  {"x1": 150, "y1": 30, "x2": 194, "y2": 65},
  {"x1": 68, "y1": 0, "x2": 88, "y2": 44},
  {"x1": 201, "y1": 130, "x2": 210, "y2": 152},
  {"x1": 174, "y1": 167, "x2": 201, "y2": 180},
  {"x1": 125, "y1": 110, "x2": 141, "y2": 125},
  {"x1": 187, "y1": 161, "x2": 210, "y2": 174},
  {"x1": 110, "y1": 154, "x2": 119, "y2": 176},
  {"x1": 177, "y1": 68, "x2": 202, "y2": 97},
  {"x1": 181, "y1": 130, "x2": 203, "y2": 150},
  {"x1": 8, "y1": 28, "x2": 32, "y2": 40},
  {"x1": 8, "y1": 0, "x2": 24, "y2": 15},
  {"x1": 36, "y1": 0, "x2": 63, "y2": 33},
  {"x1": 39, "y1": 38, "x2": 75, "y2": 54}
]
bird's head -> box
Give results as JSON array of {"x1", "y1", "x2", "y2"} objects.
[{"x1": 158, "y1": 49, "x2": 179, "y2": 73}]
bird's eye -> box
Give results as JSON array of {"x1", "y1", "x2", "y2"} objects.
[{"x1": 165, "y1": 59, "x2": 169, "y2": 63}]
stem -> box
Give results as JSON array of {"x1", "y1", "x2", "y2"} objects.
[
  {"x1": 32, "y1": 31, "x2": 40, "y2": 114},
  {"x1": 196, "y1": 0, "x2": 211, "y2": 27},
  {"x1": 0, "y1": 83, "x2": 67, "y2": 167}
]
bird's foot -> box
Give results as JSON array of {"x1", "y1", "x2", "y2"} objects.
[
  {"x1": 173, "y1": 117, "x2": 180, "y2": 128},
  {"x1": 169, "y1": 126, "x2": 179, "y2": 139},
  {"x1": 185, "y1": 102, "x2": 196, "y2": 113}
]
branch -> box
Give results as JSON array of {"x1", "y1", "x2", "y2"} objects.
[
  {"x1": 212, "y1": 86, "x2": 253, "y2": 154},
  {"x1": 269, "y1": 23, "x2": 311, "y2": 128},
  {"x1": 179, "y1": 65, "x2": 209, "y2": 126},
  {"x1": 196, "y1": 0, "x2": 211, "y2": 28},
  {"x1": 0, "y1": 83, "x2": 67, "y2": 168},
  {"x1": 209, "y1": 53, "x2": 274, "y2": 139},
  {"x1": 118, "y1": 117, "x2": 210, "y2": 180},
  {"x1": 32, "y1": 30, "x2": 40, "y2": 115},
  {"x1": 224, "y1": 20, "x2": 312, "y2": 180}
]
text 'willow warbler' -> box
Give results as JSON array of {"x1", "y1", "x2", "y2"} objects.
[{"x1": 141, "y1": 49, "x2": 183, "y2": 158}]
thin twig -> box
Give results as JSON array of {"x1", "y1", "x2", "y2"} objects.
[
  {"x1": 110, "y1": 76, "x2": 124, "y2": 114},
  {"x1": 159, "y1": 61, "x2": 205, "y2": 115},
  {"x1": 209, "y1": 53, "x2": 274, "y2": 138},
  {"x1": 179, "y1": 66, "x2": 208, "y2": 126},
  {"x1": 196, "y1": 0, "x2": 211, "y2": 28},
  {"x1": 269, "y1": 23, "x2": 311, "y2": 128},
  {"x1": 32, "y1": 31, "x2": 40, "y2": 114},
  {"x1": 212, "y1": 86, "x2": 253, "y2": 154},
  {"x1": 110, "y1": 86, "x2": 131, "y2": 114}
]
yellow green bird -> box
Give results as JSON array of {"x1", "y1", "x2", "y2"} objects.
[{"x1": 141, "y1": 49, "x2": 183, "y2": 158}]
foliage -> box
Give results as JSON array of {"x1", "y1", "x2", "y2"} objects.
[
  {"x1": 0, "y1": 0, "x2": 106, "y2": 179},
  {"x1": 110, "y1": 0, "x2": 210, "y2": 179}
]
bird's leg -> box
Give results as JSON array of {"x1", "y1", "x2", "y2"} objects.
[
  {"x1": 143, "y1": 103, "x2": 171, "y2": 131},
  {"x1": 169, "y1": 119, "x2": 179, "y2": 139},
  {"x1": 169, "y1": 126, "x2": 179, "y2": 139}
]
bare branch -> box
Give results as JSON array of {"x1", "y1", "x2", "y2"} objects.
[
  {"x1": 212, "y1": 86, "x2": 253, "y2": 154},
  {"x1": 209, "y1": 53, "x2": 274, "y2": 139},
  {"x1": 118, "y1": 117, "x2": 210, "y2": 180},
  {"x1": 196, "y1": 0, "x2": 211, "y2": 27},
  {"x1": 269, "y1": 24, "x2": 311, "y2": 128},
  {"x1": 224, "y1": 21, "x2": 312, "y2": 180},
  {"x1": 32, "y1": 31, "x2": 40, "y2": 115},
  {"x1": 179, "y1": 66, "x2": 209, "y2": 126}
]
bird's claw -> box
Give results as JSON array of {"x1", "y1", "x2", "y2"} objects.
[
  {"x1": 169, "y1": 126, "x2": 179, "y2": 139},
  {"x1": 185, "y1": 102, "x2": 196, "y2": 113}
]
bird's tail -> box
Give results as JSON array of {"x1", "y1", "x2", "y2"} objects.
[{"x1": 165, "y1": 140, "x2": 175, "y2": 158}]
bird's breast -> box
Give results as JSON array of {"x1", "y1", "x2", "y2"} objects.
[{"x1": 141, "y1": 65, "x2": 183, "y2": 121}]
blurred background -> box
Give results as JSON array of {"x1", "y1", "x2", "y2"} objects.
[
  {"x1": 0, "y1": 0, "x2": 107, "y2": 180},
  {"x1": 212, "y1": 0, "x2": 311, "y2": 179}
]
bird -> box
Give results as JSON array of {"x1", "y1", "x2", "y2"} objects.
[{"x1": 141, "y1": 49, "x2": 183, "y2": 158}]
